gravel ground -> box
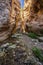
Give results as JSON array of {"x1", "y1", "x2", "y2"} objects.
[{"x1": 0, "y1": 33, "x2": 43, "y2": 65}]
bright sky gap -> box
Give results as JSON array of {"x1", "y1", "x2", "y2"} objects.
[{"x1": 20, "y1": 0, "x2": 24, "y2": 8}]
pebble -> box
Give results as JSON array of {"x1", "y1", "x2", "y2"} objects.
[
  {"x1": 1, "y1": 43, "x2": 9, "y2": 48},
  {"x1": 9, "y1": 44, "x2": 16, "y2": 49}
]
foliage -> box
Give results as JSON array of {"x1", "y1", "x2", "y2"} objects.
[
  {"x1": 32, "y1": 47, "x2": 43, "y2": 62},
  {"x1": 28, "y1": 32, "x2": 38, "y2": 39}
]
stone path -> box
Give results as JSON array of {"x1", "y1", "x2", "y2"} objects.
[{"x1": 18, "y1": 33, "x2": 43, "y2": 50}]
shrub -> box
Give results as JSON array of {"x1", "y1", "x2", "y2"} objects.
[{"x1": 32, "y1": 47, "x2": 43, "y2": 62}]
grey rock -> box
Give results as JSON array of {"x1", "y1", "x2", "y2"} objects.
[
  {"x1": 9, "y1": 44, "x2": 16, "y2": 49},
  {"x1": 36, "y1": 62, "x2": 42, "y2": 65},
  {"x1": 38, "y1": 37, "x2": 43, "y2": 42},
  {"x1": 0, "y1": 51, "x2": 5, "y2": 57},
  {"x1": 32, "y1": 39, "x2": 39, "y2": 42},
  {"x1": 1, "y1": 43, "x2": 9, "y2": 48}
]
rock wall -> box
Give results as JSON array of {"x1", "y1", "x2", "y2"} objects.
[
  {"x1": 0, "y1": 0, "x2": 12, "y2": 41},
  {"x1": 24, "y1": 0, "x2": 43, "y2": 34}
]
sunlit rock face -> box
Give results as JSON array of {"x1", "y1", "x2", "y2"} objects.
[
  {"x1": 0, "y1": 0, "x2": 11, "y2": 41},
  {"x1": 24, "y1": 0, "x2": 32, "y2": 21},
  {"x1": 24, "y1": 0, "x2": 43, "y2": 34},
  {"x1": 0, "y1": 0, "x2": 21, "y2": 41},
  {"x1": 29, "y1": 0, "x2": 43, "y2": 34},
  {"x1": 24, "y1": 0, "x2": 43, "y2": 21},
  {"x1": 12, "y1": 0, "x2": 21, "y2": 32}
]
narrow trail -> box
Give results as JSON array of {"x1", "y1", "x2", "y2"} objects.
[{"x1": 18, "y1": 34, "x2": 43, "y2": 50}]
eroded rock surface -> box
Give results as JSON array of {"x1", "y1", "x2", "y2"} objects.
[{"x1": 0, "y1": 0, "x2": 14, "y2": 41}]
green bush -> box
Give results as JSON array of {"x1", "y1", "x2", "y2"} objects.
[
  {"x1": 32, "y1": 47, "x2": 43, "y2": 62},
  {"x1": 28, "y1": 32, "x2": 38, "y2": 39}
]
